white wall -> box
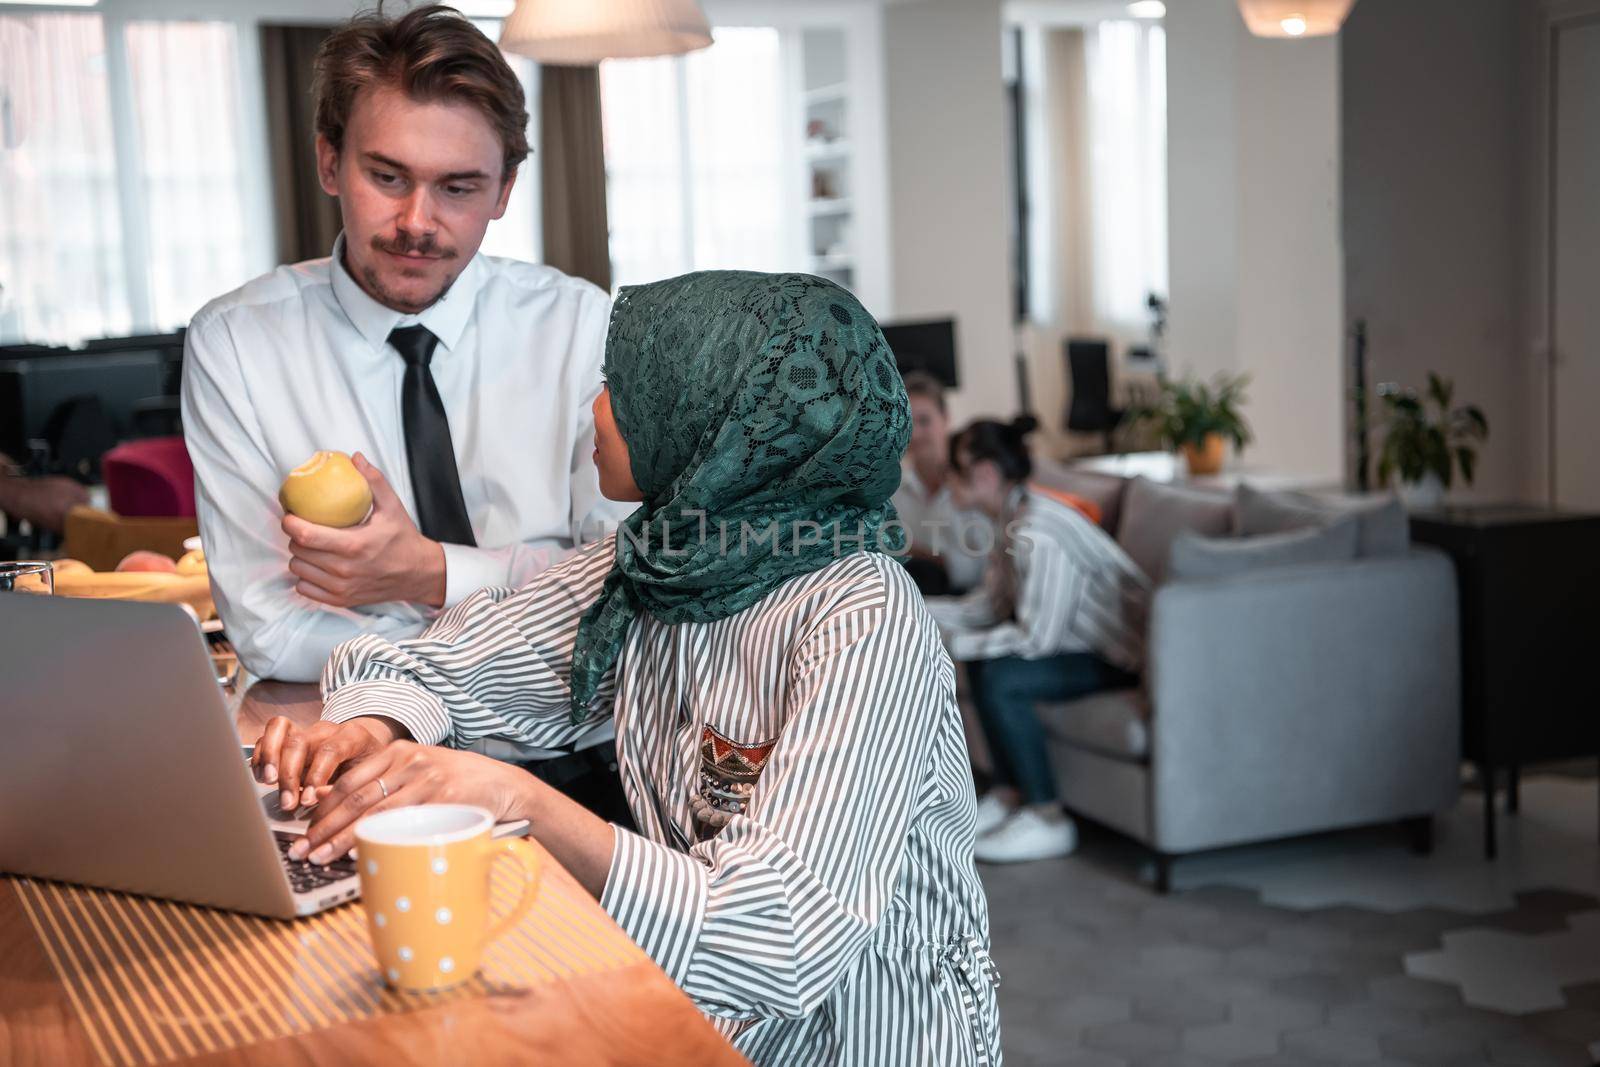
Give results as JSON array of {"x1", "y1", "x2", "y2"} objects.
[
  {"x1": 1164, "y1": 0, "x2": 1344, "y2": 482},
  {"x1": 1342, "y1": 0, "x2": 1535, "y2": 503},
  {"x1": 881, "y1": 0, "x2": 1018, "y2": 424},
  {"x1": 1236, "y1": 31, "x2": 1343, "y2": 483}
]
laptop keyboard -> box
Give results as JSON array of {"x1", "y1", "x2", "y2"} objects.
[{"x1": 273, "y1": 833, "x2": 358, "y2": 894}]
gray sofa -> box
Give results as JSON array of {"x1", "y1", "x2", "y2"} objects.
[{"x1": 1026, "y1": 463, "x2": 1461, "y2": 892}]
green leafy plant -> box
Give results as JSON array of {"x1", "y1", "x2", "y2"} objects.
[
  {"x1": 1129, "y1": 372, "x2": 1254, "y2": 451},
  {"x1": 1376, "y1": 373, "x2": 1488, "y2": 488}
]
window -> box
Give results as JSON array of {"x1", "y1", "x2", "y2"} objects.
[
  {"x1": 0, "y1": 9, "x2": 547, "y2": 348},
  {"x1": 0, "y1": 13, "x2": 131, "y2": 345},
  {"x1": 600, "y1": 27, "x2": 790, "y2": 290},
  {"x1": 0, "y1": 12, "x2": 267, "y2": 346},
  {"x1": 469, "y1": 18, "x2": 540, "y2": 265},
  {"x1": 1084, "y1": 20, "x2": 1167, "y2": 333},
  {"x1": 125, "y1": 21, "x2": 255, "y2": 332}
]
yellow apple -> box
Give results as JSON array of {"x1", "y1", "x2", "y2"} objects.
[
  {"x1": 278, "y1": 451, "x2": 373, "y2": 528},
  {"x1": 175, "y1": 548, "x2": 207, "y2": 575}
]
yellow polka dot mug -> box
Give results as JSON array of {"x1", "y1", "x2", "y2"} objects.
[{"x1": 354, "y1": 805, "x2": 541, "y2": 991}]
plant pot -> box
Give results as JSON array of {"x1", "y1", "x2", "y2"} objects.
[
  {"x1": 1397, "y1": 472, "x2": 1446, "y2": 511},
  {"x1": 1180, "y1": 434, "x2": 1228, "y2": 476}
]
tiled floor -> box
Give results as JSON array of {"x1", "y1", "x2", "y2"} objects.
[{"x1": 984, "y1": 771, "x2": 1600, "y2": 1066}]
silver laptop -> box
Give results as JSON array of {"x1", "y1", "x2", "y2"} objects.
[{"x1": 0, "y1": 594, "x2": 522, "y2": 919}]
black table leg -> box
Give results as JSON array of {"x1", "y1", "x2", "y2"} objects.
[
  {"x1": 1506, "y1": 765, "x2": 1520, "y2": 813},
  {"x1": 1153, "y1": 853, "x2": 1173, "y2": 895},
  {"x1": 1480, "y1": 761, "x2": 1497, "y2": 860}
]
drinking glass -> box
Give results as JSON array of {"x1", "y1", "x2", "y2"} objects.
[{"x1": 0, "y1": 561, "x2": 53, "y2": 595}]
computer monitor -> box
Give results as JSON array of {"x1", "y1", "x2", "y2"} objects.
[
  {"x1": 880, "y1": 318, "x2": 958, "y2": 390},
  {"x1": 0, "y1": 350, "x2": 169, "y2": 471}
]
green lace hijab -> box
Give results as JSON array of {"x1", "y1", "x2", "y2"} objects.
[{"x1": 568, "y1": 271, "x2": 911, "y2": 717}]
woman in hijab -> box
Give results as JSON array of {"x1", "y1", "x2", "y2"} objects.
[{"x1": 252, "y1": 272, "x2": 1001, "y2": 1066}]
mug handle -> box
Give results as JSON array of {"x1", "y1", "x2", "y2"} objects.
[{"x1": 482, "y1": 837, "x2": 543, "y2": 944}]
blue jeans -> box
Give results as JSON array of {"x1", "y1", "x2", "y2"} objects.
[{"x1": 966, "y1": 654, "x2": 1138, "y2": 806}]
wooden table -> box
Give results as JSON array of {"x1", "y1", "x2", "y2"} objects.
[{"x1": 1, "y1": 680, "x2": 745, "y2": 1067}]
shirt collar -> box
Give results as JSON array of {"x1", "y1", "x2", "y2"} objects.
[
  {"x1": 900, "y1": 459, "x2": 926, "y2": 497},
  {"x1": 329, "y1": 232, "x2": 485, "y2": 355},
  {"x1": 900, "y1": 458, "x2": 949, "y2": 502}
]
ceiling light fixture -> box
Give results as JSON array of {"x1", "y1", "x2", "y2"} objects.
[
  {"x1": 499, "y1": 0, "x2": 713, "y2": 64},
  {"x1": 1127, "y1": 1, "x2": 1167, "y2": 18},
  {"x1": 1236, "y1": 0, "x2": 1356, "y2": 39}
]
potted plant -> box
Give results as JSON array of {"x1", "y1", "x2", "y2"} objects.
[
  {"x1": 1131, "y1": 372, "x2": 1253, "y2": 476},
  {"x1": 1376, "y1": 373, "x2": 1488, "y2": 510}
]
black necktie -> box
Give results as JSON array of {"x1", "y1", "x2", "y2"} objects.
[{"x1": 388, "y1": 325, "x2": 476, "y2": 546}]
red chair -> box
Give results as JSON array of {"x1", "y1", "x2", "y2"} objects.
[{"x1": 101, "y1": 436, "x2": 196, "y2": 518}]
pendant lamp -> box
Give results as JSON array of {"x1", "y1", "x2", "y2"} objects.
[
  {"x1": 1237, "y1": 0, "x2": 1356, "y2": 39},
  {"x1": 499, "y1": 0, "x2": 713, "y2": 64}
]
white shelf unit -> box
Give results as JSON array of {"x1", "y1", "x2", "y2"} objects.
[{"x1": 801, "y1": 28, "x2": 854, "y2": 288}]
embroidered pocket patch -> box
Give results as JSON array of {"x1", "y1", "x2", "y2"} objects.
[{"x1": 690, "y1": 724, "x2": 777, "y2": 837}]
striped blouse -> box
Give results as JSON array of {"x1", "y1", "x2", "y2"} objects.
[
  {"x1": 926, "y1": 489, "x2": 1151, "y2": 672},
  {"x1": 321, "y1": 536, "x2": 1002, "y2": 1066}
]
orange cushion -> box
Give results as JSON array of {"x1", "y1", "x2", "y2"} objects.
[{"x1": 1028, "y1": 482, "x2": 1103, "y2": 526}]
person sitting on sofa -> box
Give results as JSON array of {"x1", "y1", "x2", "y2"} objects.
[
  {"x1": 927, "y1": 415, "x2": 1150, "y2": 863},
  {"x1": 891, "y1": 372, "x2": 991, "y2": 596}
]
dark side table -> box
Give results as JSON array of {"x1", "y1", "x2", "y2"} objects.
[{"x1": 1409, "y1": 505, "x2": 1600, "y2": 858}]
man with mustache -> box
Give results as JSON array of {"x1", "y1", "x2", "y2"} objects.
[{"x1": 182, "y1": 9, "x2": 629, "y2": 748}]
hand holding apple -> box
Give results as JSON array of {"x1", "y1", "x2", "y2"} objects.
[{"x1": 280, "y1": 452, "x2": 447, "y2": 610}]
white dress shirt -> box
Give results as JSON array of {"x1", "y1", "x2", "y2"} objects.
[
  {"x1": 181, "y1": 236, "x2": 633, "y2": 683},
  {"x1": 891, "y1": 461, "x2": 992, "y2": 592}
]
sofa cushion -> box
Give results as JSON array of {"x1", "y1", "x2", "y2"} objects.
[
  {"x1": 1030, "y1": 457, "x2": 1128, "y2": 533},
  {"x1": 1115, "y1": 476, "x2": 1234, "y2": 583},
  {"x1": 1036, "y1": 688, "x2": 1149, "y2": 762},
  {"x1": 1234, "y1": 482, "x2": 1410, "y2": 557},
  {"x1": 1166, "y1": 514, "x2": 1360, "y2": 581}
]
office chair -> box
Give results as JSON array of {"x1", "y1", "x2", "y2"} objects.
[{"x1": 1064, "y1": 338, "x2": 1123, "y2": 454}]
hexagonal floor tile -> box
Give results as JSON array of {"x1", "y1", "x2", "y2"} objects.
[
  {"x1": 1377, "y1": 1023, "x2": 1488, "y2": 1062},
  {"x1": 1368, "y1": 973, "x2": 1465, "y2": 1011},
  {"x1": 1405, "y1": 911, "x2": 1600, "y2": 1014},
  {"x1": 1082, "y1": 1020, "x2": 1183, "y2": 1057},
  {"x1": 1131, "y1": 989, "x2": 1229, "y2": 1028},
  {"x1": 1183, "y1": 1022, "x2": 1280, "y2": 1060},
  {"x1": 1280, "y1": 1025, "x2": 1382, "y2": 1062},
  {"x1": 1484, "y1": 1032, "x2": 1595, "y2": 1067}
]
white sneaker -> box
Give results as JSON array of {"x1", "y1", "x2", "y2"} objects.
[
  {"x1": 973, "y1": 809, "x2": 1077, "y2": 863},
  {"x1": 973, "y1": 793, "x2": 1013, "y2": 837}
]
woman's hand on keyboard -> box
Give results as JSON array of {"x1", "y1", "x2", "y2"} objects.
[
  {"x1": 252, "y1": 715, "x2": 404, "y2": 813},
  {"x1": 290, "y1": 740, "x2": 536, "y2": 864}
]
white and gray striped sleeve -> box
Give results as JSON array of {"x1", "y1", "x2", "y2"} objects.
[
  {"x1": 945, "y1": 529, "x2": 1081, "y2": 661},
  {"x1": 599, "y1": 571, "x2": 949, "y2": 1022},
  {"x1": 923, "y1": 579, "x2": 1000, "y2": 635},
  {"x1": 319, "y1": 536, "x2": 619, "y2": 748}
]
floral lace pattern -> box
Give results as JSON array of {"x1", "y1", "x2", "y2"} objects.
[{"x1": 568, "y1": 271, "x2": 911, "y2": 716}]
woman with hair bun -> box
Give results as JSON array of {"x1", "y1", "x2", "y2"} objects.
[{"x1": 929, "y1": 415, "x2": 1151, "y2": 863}]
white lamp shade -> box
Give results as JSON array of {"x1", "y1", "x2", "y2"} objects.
[
  {"x1": 499, "y1": 0, "x2": 713, "y2": 64},
  {"x1": 1237, "y1": 0, "x2": 1356, "y2": 38}
]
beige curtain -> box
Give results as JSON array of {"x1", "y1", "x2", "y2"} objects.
[
  {"x1": 260, "y1": 24, "x2": 341, "y2": 266},
  {"x1": 538, "y1": 64, "x2": 612, "y2": 291},
  {"x1": 1021, "y1": 28, "x2": 1093, "y2": 456},
  {"x1": 1044, "y1": 28, "x2": 1094, "y2": 335}
]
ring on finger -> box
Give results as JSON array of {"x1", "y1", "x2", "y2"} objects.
[{"x1": 377, "y1": 777, "x2": 389, "y2": 800}]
